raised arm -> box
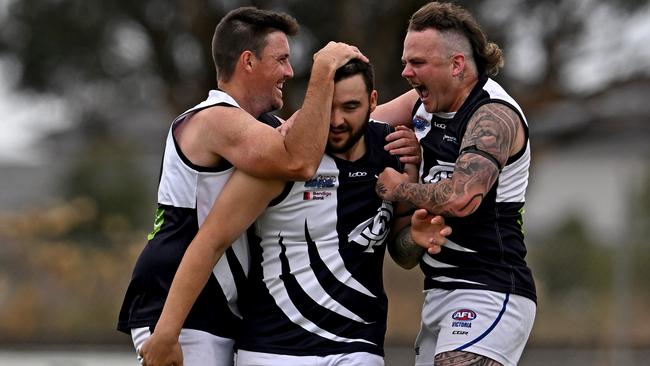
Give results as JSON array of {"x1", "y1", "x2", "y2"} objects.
[
  {"x1": 139, "y1": 172, "x2": 285, "y2": 366},
  {"x1": 376, "y1": 103, "x2": 524, "y2": 217},
  {"x1": 198, "y1": 42, "x2": 368, "y2": 181}
]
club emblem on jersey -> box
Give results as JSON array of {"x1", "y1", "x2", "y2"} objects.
[
  {"x1": 423, "y1": 160, "x2": 455, "y2": 184},
  {"x1": 348, "y1": 201, "x2": 393, "y2": 253},
  {"x1": 305, "y1": 175, "x2": 336, "y2": 188},
  {"x1": 412, "y1": 115, "x2": 429, "y2": 131}
]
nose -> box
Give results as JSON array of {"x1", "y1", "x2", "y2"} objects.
[
  {"x1": 401, "y1": 63, "x2": 414, "y2": 79},
  {"x1": 285, "y1": 61, "x2": 294, "y2": 79},
  {"x1": 330, "y1": 109, "x2": 344, "y2": 128}
]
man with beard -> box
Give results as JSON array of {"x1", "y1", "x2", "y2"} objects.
[
  {"x1": 139, "y1": 59, "x2": 450, "y2": 366},
  {"x1": 117, "y1": 7, "x2": 368, "y2": 366}
]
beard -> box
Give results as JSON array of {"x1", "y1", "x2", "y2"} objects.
[{"x1": 326, "y1": 109, "x2": 370, "y2": 154}]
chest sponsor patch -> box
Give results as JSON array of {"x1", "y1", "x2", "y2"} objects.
[{"x1": 303, "y1": 191, "x2": 332, "y2": 201}]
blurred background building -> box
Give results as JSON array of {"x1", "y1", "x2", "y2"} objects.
[{"x1": 0, "y1": 0, "x2": 649, "y2": 365}]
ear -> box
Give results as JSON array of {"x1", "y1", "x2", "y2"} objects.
[
  {"x1": 240, "y1": 50, "x2": 256, "y2": 73},
  {"x1": 450, "y1": 53, "x2": 465, "y2": 77},
  {"x1": 369, "y1": 90, "x2": 378, "y2": 113}
]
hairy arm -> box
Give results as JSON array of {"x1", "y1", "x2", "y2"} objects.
[
  {"x1": 139, "y1": 171, "x2": 284, "y2": 365},
  {"x1": 377, "y1": 103, "x2": 522, "y2": 217},
  {"x1": 203, "y1": 42, "x2": 366, "y2": 180},
  {"x1": 371, "y1": 89, "x2": 420, "y2": 128}
]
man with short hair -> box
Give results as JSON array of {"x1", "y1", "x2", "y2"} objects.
[
  {"x1": 117, "y1": 7, "x2": 367, "y2": 366},
  {"x1": 139, "y1": 59, "x2": 450, "y2": 366},
  {"x1": 373, "y1": 2, "x2": 536, "y2": 365}
]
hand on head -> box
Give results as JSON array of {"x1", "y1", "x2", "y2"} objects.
[{"x1": 313, "y1": 41, "x2": 369, "y2": 70}]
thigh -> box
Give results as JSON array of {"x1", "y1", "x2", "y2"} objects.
[
  {"x1": 414, "y1": 289, "x2": 444, "y2": 366},
  {"x1": 434, "y1": 290, "x2": 536, "y2": 366},
  {"x1": 327, "y1": 352, "x2": 384, "y2": 366},
  {"x1": 236, "y1": 350, "x2": 319, "y2": 366},
  {"x1": 131, "y1": 327, "x2": 235, "y2": 366},
  {"x1": 179, "y1": 328, "x2": 235, "y2": 366}
]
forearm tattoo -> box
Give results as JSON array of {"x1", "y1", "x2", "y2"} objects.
[
  {"x1": 376, "y1": 182, "x2": 387, "y2": 196},
  {"x1": 434, "y1": 351, "x2": 503, "y2": 366},
  {"x1": 388, "y1": 227, "x2": 423, "y2": 269},
  {"x1": 396, "y1": 104, "x2": 521, "y2": 217}
]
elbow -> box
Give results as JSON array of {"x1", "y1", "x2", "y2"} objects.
[
  {"x1": 444, "y1": 194, "x2": 483, "y2": 217},
  {"x1": 394, "y1": 258, "x2": 419, "y2": 270},
  {"x1": 285, "y1": 161, "x2": 318, "y2": 181}
]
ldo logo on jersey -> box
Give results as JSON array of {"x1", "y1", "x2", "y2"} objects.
[{"x1": 451, "y1": 309, "x2": 476, "y2": 329}]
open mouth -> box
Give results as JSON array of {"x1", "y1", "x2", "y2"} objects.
[{"x1": 414, "y1": 84, "x2": 429, "y2": 100}]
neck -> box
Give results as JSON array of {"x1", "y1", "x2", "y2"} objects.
[
  {"x1": 449, "y1": 73, "x2": 479, "y2": 112},
  {"x1": 218, "y1": 79, "x2": 261, "y2": 117},
  {"x1": 331, "y1": 136, "x2": 366, "y2": 162}
]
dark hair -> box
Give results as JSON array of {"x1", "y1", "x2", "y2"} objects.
[
  {"x1": 408, "y1": 2, "x2": 503, "y2": 76},
  {"x1": 212, "y1": 7, "x2": 299, "y2": 82},
  {"x1": 334, "y1": 59, "x2": 375, "y2": 95}
]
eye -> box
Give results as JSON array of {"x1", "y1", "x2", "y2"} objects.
[{"x1": 344, "y1": 103, "x2": 359, "y2": 111}]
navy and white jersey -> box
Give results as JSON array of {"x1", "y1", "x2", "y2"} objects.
[
  {"x1": 118, "y1": 90, "x2": 278, "y2": 338},
  {"x1": 237, "y1": 121, "x2": 401, "y2": 357},
  {"x1": 412, "y1": 76, "x2": 536, "y2": 302}
]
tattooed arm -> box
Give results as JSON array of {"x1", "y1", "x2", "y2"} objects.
[
  {"x1": 389, "y1": 209, "x2": 452, "y2": 269},
  {"x1": 376, "y1": 103, "x2": 524, "y2": 217}
]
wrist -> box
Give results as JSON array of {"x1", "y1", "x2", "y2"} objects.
[
  {"x1": 394, "y1": 182, "x2": 408, "y2": 201},
  {"x1": 311, "y1": 57, "x2": 337, "y2": 79}
]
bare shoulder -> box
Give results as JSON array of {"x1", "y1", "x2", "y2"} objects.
[
  {"x1": 462, "y1": 103, "x2": 523, "y2": 163},
  {"x1": 191, "y1": 104, "x2": 258, "y2": 128},
  {"x1": 372, "y1": 89, "x2": 420, "y2": 126}
]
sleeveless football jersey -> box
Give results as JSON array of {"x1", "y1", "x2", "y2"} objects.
[
  {"x1": 412, "y1": 76, "x2": 536, "y2": 302},
  {"x1": 237, "y1": 121, "x2": 401, "y2": 357},
  {"x1": 118, "y1": 90, "x2": 278, "y2": 338}
]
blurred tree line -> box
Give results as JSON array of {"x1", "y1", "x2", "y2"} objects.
[{"x1": 0, "y1": 0, "x2": 648, "y2": 347}]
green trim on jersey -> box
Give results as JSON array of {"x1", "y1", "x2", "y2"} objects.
[
  {"x1": 518, "y1": 207, "x2": 525, "y2": 235},
  {"x1": 147, "y1": 207, "x2": 165, "y2": 241}
]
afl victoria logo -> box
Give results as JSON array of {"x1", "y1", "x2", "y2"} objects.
[{"x1": 452, "y1": 309, "x2": 477, "y2": 321}]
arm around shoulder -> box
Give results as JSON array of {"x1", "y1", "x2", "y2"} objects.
[{"x1": 372, "y1": 89, "x2": 420, "y2": 127}]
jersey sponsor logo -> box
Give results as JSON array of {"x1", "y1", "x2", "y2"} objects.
[
  {"x1": 348, "y1": 201, "x2": 393, "y2": 253},
  {"x1": 348, "y1": 171, "x2": 367, "y2": 178},
  {"x1": 433, "y1": 121, "x2": 446, "y2": 129},
  {"x1": 305, "y1": 175, "x2": 336, "y2": 188},
  {"x1": 303, "y1": 191, "x2": 332, "y2": 201},
  {"x1": 442, "y1": 134, "x2": 458, "y2": 143},
  {"x1": 452, "y1": 330, "x2": 469, "y2": 335},
  {"x1": 452, "y1": 309, "x2": 477, "y2": 321},
  {"x1": 412, "y1": 115, "x2": 429, "y2": 131},
  {"x1": 423, "y1": 160, "x2": 455, "y2": 184}
]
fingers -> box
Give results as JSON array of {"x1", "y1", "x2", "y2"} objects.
[
  {"x1": 315, "y1": 41, "x2": 368, "y2": 68},
  {"x1": 412, "y1": 208, "x2": 429, "y2": 221},
  {"x1": 384, "y1": 128, "x2": 421, "y2": 165}
]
